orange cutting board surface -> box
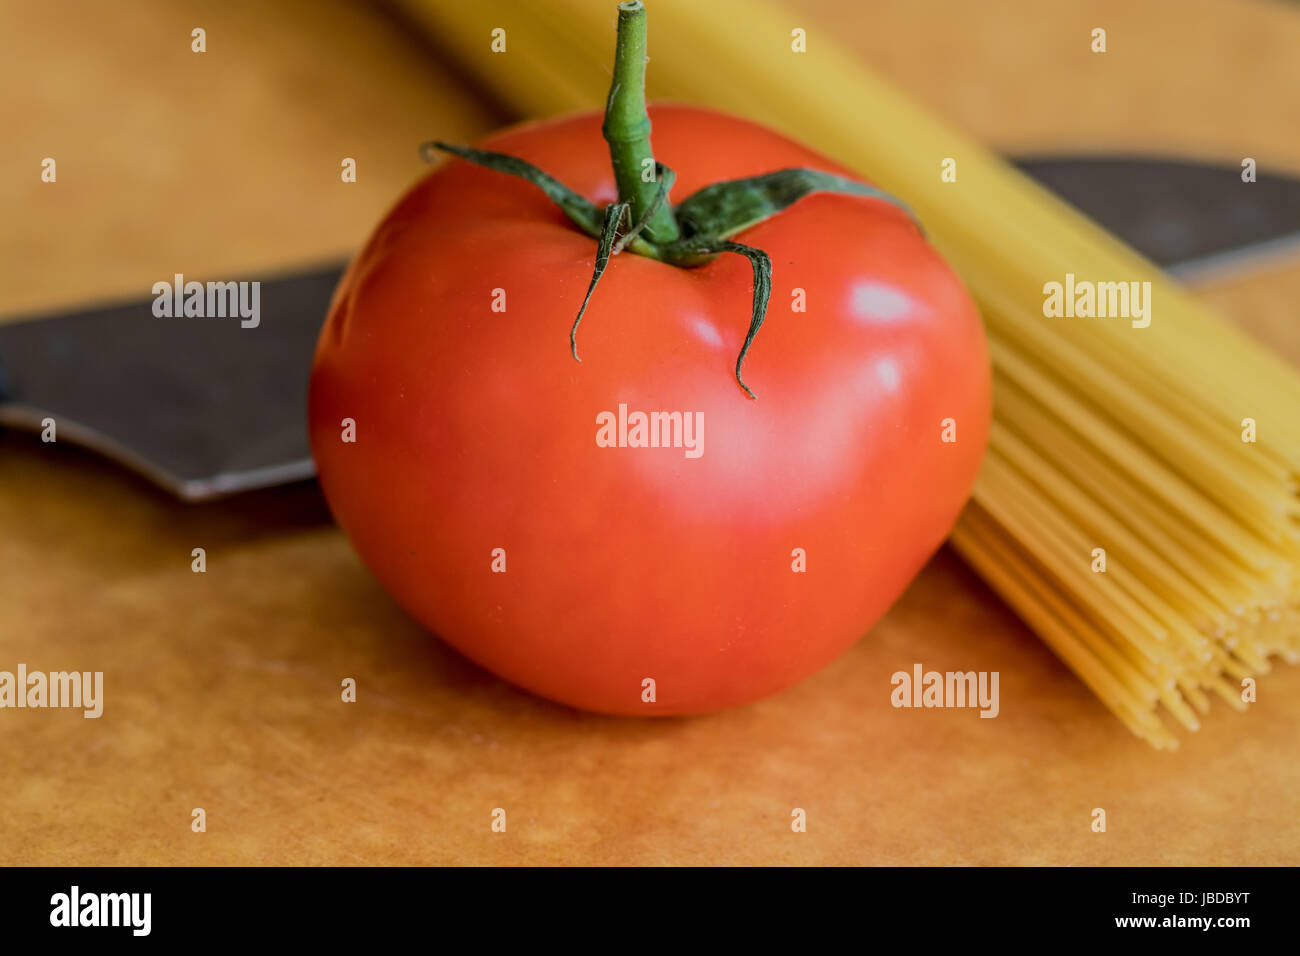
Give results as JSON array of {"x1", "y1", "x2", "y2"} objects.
[{"x1": 1, "y1": 0, "x2": 1298, "y2": 865}]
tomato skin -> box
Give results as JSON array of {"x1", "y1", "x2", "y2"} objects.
[{"x1": 308, "y1": 105, "x2": 991, "y2": 714}]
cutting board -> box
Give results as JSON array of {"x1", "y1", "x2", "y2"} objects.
[{"x1": 2, "y1": 0, "x2": 1297, "y2": 865}]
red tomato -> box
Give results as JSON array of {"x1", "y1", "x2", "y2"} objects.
[{"x1": 308, "y1": 105, "x2": 990, "y2": 714}]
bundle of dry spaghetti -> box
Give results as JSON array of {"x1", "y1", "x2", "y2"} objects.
[{"x1": 394, "y1": 0, "x2": 1300, "y2": 747}]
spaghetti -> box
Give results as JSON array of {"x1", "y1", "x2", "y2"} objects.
[{"x1": 395, "y1": 0, "x2": 1300, "y2": 746}]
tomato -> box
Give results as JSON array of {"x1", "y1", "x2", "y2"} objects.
[{"x1": 308, "y1": 105, "x2": 990, "y2": 714}]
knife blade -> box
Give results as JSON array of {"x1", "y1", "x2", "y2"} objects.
[
  {"x1": 1, "y1": 156, "x2": 1297, "y2": 501},
  {"x1": 0, "y1": 265, "x2": 342, "y2": 501}
]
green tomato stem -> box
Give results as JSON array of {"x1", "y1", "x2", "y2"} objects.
[
  {"x1": 601, "y1": 1, "x2": 681, "y2": 245},
  {"x1": 421, "y1": 2, "x2": 922, "y2": 399}
]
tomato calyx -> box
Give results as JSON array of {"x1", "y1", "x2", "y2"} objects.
[{"x1": 419, "y1": 1, "x2": 920, "y2": 398}]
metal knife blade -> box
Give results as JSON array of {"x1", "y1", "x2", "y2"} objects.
[
  {"x1": 0, "y1": 265, "x2": 343, "y2": 501},
  {"x1": 1012, "y1": 157, "x2": 1300, "y2": 280},
  {"x1": 1, "y1": 157, "x2": 1298, "y2": 501}
]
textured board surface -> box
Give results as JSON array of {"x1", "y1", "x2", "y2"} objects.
[{"x1": 1, "y1": 0, "x2": 1298, "y2": 865}]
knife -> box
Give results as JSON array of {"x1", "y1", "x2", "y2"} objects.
[{"x1": 2, "y1": 157, "x2": 1298, "y2": 501}]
